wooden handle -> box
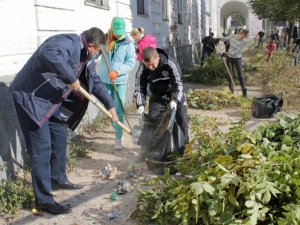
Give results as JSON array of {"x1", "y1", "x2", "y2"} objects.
[{"x1": 78, "y1": 87, "x2": 131, "y2": 134}]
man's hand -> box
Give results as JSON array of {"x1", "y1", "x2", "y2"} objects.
[
  {"x1": 169, "y1": 100, "x2": 177, "y2": 111},
  {"x1": 69, "y1": 79, "x2": 80, "y2": 91},
  {"x1": 137, "y1": 106, "x2": 144, "y2": 115},
  {"x1": 109, "y1": 108, "x2": 118, "y2": 122},
  {"x1": 108, "y1": 71, "x2": 118, "y2": 81},
  {"x1": 221, "y1": 52, "x2": 227, "y2": 57}
]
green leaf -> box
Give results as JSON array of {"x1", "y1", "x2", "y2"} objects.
[
  {"x1": 228, "y1": 191, "x2": 239, "y2": 207},
  {"x1": 245, "y1": 200, "x2": 255, "y2": 208},
  {"x1": 262, "y1": 191, "x2": 271, "y2": 204},
  {"x1": 191, "y1": 199, "x2": 198, "y2": 205},
  {"x1": 203, "y1": 182, "x2": 215, "y2": 195},
  {"x1": 190, "y1": 182, "x2": 204, "y2": 195}
]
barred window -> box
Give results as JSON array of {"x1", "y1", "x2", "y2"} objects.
[
  {"x1": 85, "y1": 0, "x2": 109, "y2": 9},
  {"x1": 162, "y1": 0, "x2": 169, "y2": 20},
  {"x1": 178, "y1": 0, "x2": 183, "y2": 24},
  {"x1": 137, "y1": 0, "x2": 145, "y2": 15}
]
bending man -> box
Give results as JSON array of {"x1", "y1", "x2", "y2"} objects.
[
  {"x1": 136, "y1": 47, "x2": 189, "y2": 146},
  {"x1": 10, "y1": 27, "x2": 117, "y2": 215}
]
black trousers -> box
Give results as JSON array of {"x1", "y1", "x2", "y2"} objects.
[
  {"x1": 149, "y1": 94, "x2": 189, "y2": 144},
  {"x1": 226, "y1": 56, "x2": 247, "y2": 97},
  {"x1": 14, "y1": 102, "x2": 68, "y2": 204}
]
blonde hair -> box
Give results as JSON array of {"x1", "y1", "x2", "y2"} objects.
[
  {"x1": 106, "y1": 28, "x2": 115, "y2": 52},
  {"x1": 131, "y1": 27, "x2": 144, "y2": 36}
]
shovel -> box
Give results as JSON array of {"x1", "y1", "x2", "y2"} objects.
[{"x1": 78, "y1": 87, "x2": 141, "y2": 144}]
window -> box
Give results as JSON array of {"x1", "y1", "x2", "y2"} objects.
[
  {"x1": 137, "y1": 0, "x2": 145, "y2": 15},
  {"x1": 178, "y1": 0, "x2": 183, "y2": 24},
  {"x1": 162, "y1": 0, "x2": 169, "y2": 20},
  {"x1": 85, "y1": 0, "x2": 109, "y2": 9}
]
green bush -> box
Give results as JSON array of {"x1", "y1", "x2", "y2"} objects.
[
  {"x1": 182, "y1": 56, "x2": 229, "y2": 86},
  {"x1": 134, "y1": 112, "x2": 300, "y2": 225},
  {"x1": 0, "y1": 178, "x2": 34, "y2": 215},
  {"x1": 187, "y1": 89, "x2": 251, "y2": 110}
]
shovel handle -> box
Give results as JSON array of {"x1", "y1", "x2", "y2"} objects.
[{"x1": 78, "y1": 87, "x2": 131, "y2": 134}]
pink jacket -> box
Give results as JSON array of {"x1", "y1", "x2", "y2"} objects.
[{"x1": 136, "y1": 34, "x2": 157, "y2": 61}]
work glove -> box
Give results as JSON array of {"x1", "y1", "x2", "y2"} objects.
[
  {"x1": 108, "y1": 71, "x2": 118, "y2": 81},
  {"x1": 169, "y1": 100, "x2": 177, "y2": 111},
  {"x1": 137, "y1": 106, "x2": 144, "y2": 115}
]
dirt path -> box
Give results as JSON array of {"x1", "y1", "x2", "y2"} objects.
[{"x1": 1, "y1": 83, "x2": 267, "y2": 225}]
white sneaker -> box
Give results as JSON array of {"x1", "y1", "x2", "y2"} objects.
[{"x1": 114, "y1": 139, "x2": 123, "y2": 150}]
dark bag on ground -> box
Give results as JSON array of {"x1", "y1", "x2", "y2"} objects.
[
  {"x1": 251, "y1": 95, "x2": 283, "y2": 118},
  {"x1": 138, "y1": 108, "x2": 185, "y2": 162}
]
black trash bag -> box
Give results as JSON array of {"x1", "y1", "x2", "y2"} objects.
[
  {"x1": 251, "y1": 95, "x2": 283, "y2": 118},
  {"x1": 138, "y1": 108, "x2": 185, "y2": 162}
]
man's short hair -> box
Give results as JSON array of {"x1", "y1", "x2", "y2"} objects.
[
  {"x1": 141, "y1": 47, "x2": 159, "y2": 62},
  {"x1": 84, "y1": 27, "x2": 106, "y2": 48}
]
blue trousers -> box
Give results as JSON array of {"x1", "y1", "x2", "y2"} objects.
[{"x1": 14, "y1": 102, "x2": 68, "y2": 204}]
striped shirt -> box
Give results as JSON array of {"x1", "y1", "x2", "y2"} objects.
[{"x1": 221, "y1": 34, "x2": 246, "y2": 58}]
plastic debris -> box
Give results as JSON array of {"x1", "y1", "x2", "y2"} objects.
[
  {"x1": 116, "y1": 180, "x2": 133, "y2": 195},
  {"x1": 31, "y1": 208, "x2": 43, "y2": 216},
  {"x1": 110, "y1": 192, "x2": 117, "y2": 201},
  {"x1": 126, "y1": 171, "x2": 134, "y2": 178},
  {"x1": 99, "y1": 163, "x2": 118, "y2": 179},
  {"x1": 107, "y1": 211, "x2": 120, "y2": 220}
]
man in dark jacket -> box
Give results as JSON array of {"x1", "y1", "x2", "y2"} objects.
[
  {"x1": 10, "y1": 27, "x2": 117, "y2": 215},
  {"x1": 201, "y1": 32, "x2": 216, "y2": 65},
  {"x1": 135, "y1": 47, "x2": 189, "y2": 145}
]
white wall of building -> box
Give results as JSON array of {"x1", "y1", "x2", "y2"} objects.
[{"x1": 0, "y1": 0, "x2": 204, "y2": 80}]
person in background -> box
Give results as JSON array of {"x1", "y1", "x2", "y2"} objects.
[
  {"x1": 130, "y1": 27, "x2": 157, "y2": 62},
  {"x1": 220, "y1": 29, "x2": 248, "y2": 97},
  {"x1": 255, "y1": 30, "x2": 265, "y2": 49},
  {"x1": 201, "y1": 32, "x2": 216, "y2": 65},
  {"x1": 291, "y1": 38, "x2": 300, "y2": 66},
  {"x1": 96, "y1": 17, "x2": 136, "y2": 150},
  {"x1": 10, "y1": 27, "x2": 118, "y2": 215},
  {"x1": 265, "y1": 40, "x2": 277, "y2": 62}
]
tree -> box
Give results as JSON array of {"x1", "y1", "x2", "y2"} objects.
[
  {"x1": 248, "y1": 0, "x2": 300, "y2": 21},
  {"x1": 249, "y1": 0, "x2": 300, "y2": 46}
]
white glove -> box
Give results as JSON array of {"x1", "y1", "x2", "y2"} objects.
[
  {"x1": 169, "y1": 100, "x2": 177, "y2": 111},
  {"x1": 137, "y1": 106, "x2": 144, "y2": 115}
]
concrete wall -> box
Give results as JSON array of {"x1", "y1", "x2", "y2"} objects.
[{"x1": 0, "y1": 0, "x2": 203, "y2": 180}]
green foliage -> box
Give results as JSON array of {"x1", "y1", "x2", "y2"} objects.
[
  {"x1": 0, "y1": 178, "x2": 34, "y2": 215},
  {"x1": 134, "y1": 112, "x2": 300, "y2": 225},
  {"x1": 67, "y1": 139, "x2": 92, "y2": 170},
  {"x1": 186, "y1": 89, "x2": 251, "y2": 110},
  {"x1": 182, "y1": 56, "x2": 228, "y2": 86},
  {"x1": 248, "y1": 0, "x2": 300, "y2": 21}
]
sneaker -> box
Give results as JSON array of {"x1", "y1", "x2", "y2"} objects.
[{"x1": 114, "y1": 139, "x2": 123, "y2": 150}]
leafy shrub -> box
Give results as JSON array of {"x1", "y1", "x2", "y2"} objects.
[
  {"x1": 134, "y1": 112, "x2": 300, "y2": 225},
  {"x1": 186, "y1": 89, "x2": 251, "y2": 110},
  {"x1": 182, "y1": 56, "x2": 229, "y2": 86},
  {"x1": 0, "y1": 178, "x2": 34, "y2": 215}
]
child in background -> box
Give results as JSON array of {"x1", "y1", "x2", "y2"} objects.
[
  {"x1": 265, "y1": 40, "x2": 276, "y2": 62},
  {"x1": 130, "y1": 27, "x2": 157, "y2": 62}
]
